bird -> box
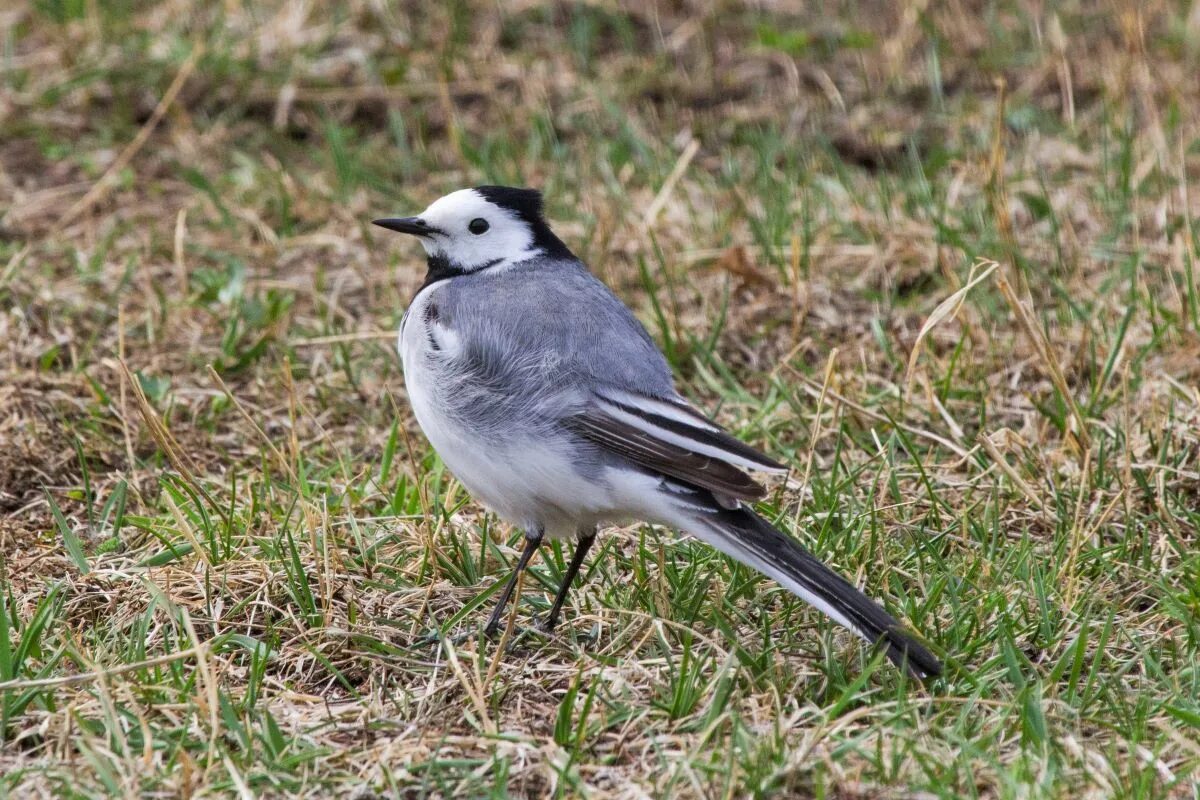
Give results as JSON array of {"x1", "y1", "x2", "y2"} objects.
[{"x1": 373, "y1": 186, "x2": 941, "y2": 678}]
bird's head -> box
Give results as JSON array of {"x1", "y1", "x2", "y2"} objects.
[{"x1": 374, "y1": 186, "x2": 571, "y2": 279}]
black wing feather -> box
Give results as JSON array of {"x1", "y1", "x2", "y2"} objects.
[{"x1": 564, "y1": 407, "x2": 769, "y2": 503}]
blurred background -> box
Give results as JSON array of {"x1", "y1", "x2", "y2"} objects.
[{"x1": 2, "y1": 1, "x2": 1199, "y2": 797}]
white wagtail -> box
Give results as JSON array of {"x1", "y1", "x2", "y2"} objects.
[{"x1": 374, "y1": 186, "x2": 941, "y2": 678}]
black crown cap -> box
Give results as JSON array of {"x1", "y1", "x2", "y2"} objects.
[{"x1": 474, "y1": 185, "x2": 573, "y2": 259}]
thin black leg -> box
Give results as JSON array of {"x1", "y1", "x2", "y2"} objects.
[
  {"x1": 540, "y1": 530, "x2": 597, "y2": 633},
  {"x1": 484, "y1": 527, "x2": 543, "y2": 636}
]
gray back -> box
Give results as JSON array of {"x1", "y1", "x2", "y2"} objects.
[{"x1": 431, "y1": 256, "x2": 676, "y2": 433}]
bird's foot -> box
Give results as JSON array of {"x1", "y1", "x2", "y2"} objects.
[
  {"x1": 414, "y1": 616, "x2": 579, "y2": 652},
  {"x1": 411, "y1": 627, "x2": 477, "y2": 650}
]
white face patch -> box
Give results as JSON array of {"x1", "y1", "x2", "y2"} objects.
[{"x1": 416, "y1": 189, "x2": 538, "y2": 271}]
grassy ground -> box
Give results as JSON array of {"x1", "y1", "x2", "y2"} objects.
[{"x1": 2, "y1": 1, "x2": 1199, "y2": 797}]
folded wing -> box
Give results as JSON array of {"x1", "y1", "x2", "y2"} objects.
[{"x1": 564, "y1": 387, "x2": 786, "y2": 503}]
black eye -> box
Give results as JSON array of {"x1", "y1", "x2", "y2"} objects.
[{"x1": 468, "y1": 218, "x2": 489, "y2": 235}]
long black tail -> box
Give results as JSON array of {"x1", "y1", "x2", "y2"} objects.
[{"x1": 668, "y1": 492, "x2": 941, "y2": 678}]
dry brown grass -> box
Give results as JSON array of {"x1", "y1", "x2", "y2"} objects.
[{"x1": 2, "y1": 1, "x2": 1200, "y2": 797}]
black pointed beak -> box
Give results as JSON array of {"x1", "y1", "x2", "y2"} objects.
[{"x1": 372, "y1": 216, "x2": 437, "y2": 236}]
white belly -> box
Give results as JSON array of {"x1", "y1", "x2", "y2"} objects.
[{"x1": 398, "y1": 286, "x2": 650, "y2": 538}]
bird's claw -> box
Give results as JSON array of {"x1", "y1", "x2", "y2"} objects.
[{"x1": 410, "y1": 628, "x2": 477, "y2": 649}]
